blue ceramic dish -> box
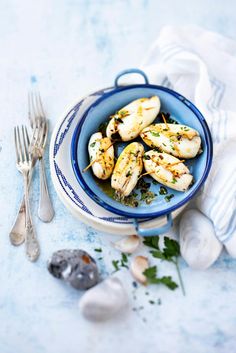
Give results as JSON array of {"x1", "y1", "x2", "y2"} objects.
[{"x1": 71, "y1": 69, "x2": 213, "y2": 236}]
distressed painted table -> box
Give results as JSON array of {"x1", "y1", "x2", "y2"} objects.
[{"x1": 1, "y1": 1, "x2": 236, "y2": 353}]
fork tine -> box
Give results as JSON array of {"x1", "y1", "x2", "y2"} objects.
[
  {"x1": 42, "y1": 119, "x2": 48, "y2": 149},
  {"x1": 16, "y1": 126, "x2": 23, "y2": 162},
  {"x1": 38, "y1": 121, "x2": 46, "y2": 147},
  {"x1": 25, "y1": 124, "x2": 30, "y2": 148},
  {"x1": 36, "y1": 91, "x2": 46, "y2": 119},
  {"x1": 14, "y1": 127, "x2": 20, "y2": 163},
  {"x1": 22, "y1": 125, "x2": 28, "y2": 162}
]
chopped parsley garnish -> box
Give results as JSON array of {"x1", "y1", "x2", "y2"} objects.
[
  {"x1": 140, "y1": 190, "x2": 157, "y2": 204},
  {"x1": 121, "y1": 253, "x2": 129, "y2": 268},
  {"x1": 159, "y1": 186, "x2": 168, "y2": 195},
  {"x1": 151, "y1": 131, "x2": 160, "y2": 137},
  {"x1": 90, "y1": 142, "x2": 96, "y2": 148},
  {"x1": 171, "y1": 178, "x2": 177, "y2": 184},
  {"x1": 164, "y1": 194, "x2": 174, "y2": 202},
  {"x1": 112, "y1": 260, "x2": 120, "y2": 272},
  {"x1": 143, "y1": 154, "x2": 151, "y2": 160},
  {"x1": 126, "y1": 170, "x2": 132, "y2": 177}
]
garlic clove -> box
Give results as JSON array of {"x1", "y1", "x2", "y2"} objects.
[
  {"x1": 130, "y1": 256, "x2": 149, "y2": 285},
  {"x1": 113, "y1": 235, "x2": 140, "y2": 254}
]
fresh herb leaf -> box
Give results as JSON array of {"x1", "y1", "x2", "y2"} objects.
[
  {"x1": 143, "y1": 154, "x2": 151, "y2": 160},
  {"x1": 150, "y1": 249, "x2": 166, "y2": 260},
  {"x1": 151, "y1": 131, "x2": 160, "y2": 137},
  {"x1": 94, "y1": 248, "x2": 102, "y2": 252},
  {"x1": 143, "y1": 266, "x2": 178, "y2": 290},
  {"x1": 112, "y1": 260, "x2": 120, "y2": 272},
  {"x1": 120, "y1": 253, "x2": 129, "y2": 268},
  {"x1": 163, "y1": 236, "x2": 180, "y2": 258},
  {"x1": 143, "y1": 266, "x2": 157, "y2": 280},
  {"x1": 143, "y1": 236, "x2": 160, "y2": 250},
  {"x1": 164, "y1": 194, "x2": 174, "y2": 202},
  {"x1": 157, "y1": 276, "x2": 178, "y2": 290},
  {"x1": 159, "y1": 186, "x2": 168, "y2": 195}
]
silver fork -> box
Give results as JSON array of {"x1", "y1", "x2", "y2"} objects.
[
  {"x1": 28, "y1": 91, "x2": 54, "y2": 223},
  {"x1": 9, "y1": 92, "x2": 54, "y2": 246},
  {"x1": 14, "y1": 125, "x2": 40, "y2": 261}
]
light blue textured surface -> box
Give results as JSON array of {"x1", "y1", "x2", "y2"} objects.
[{"x1": 1, "y1": 1, "x2": 236, "y2": 353}]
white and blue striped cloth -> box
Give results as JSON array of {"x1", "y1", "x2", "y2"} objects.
[{"x1": 141, "y1": 26, "x2": 236, "y2": 257}]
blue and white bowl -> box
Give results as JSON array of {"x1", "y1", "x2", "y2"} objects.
[{"x1": 71, "y1": 69, "x2": 213, "y2": 236}]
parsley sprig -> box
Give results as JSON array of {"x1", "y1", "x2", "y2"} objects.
[
  {"x1": 143, "y1": 266, "x2": 178, "y2": 290},
  {"x1": 143, "y1": 236, "x2": 185, "y2": 295}
]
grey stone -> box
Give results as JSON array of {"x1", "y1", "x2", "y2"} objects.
[{"x1": 47, "y1": 249, "x2": 99, "y2": 290}]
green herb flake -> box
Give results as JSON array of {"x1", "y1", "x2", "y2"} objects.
[
  {"x1": 164, "y1": 194, "x2": 174, "y2": 202},
  {"x1": 121, "y1": 253, "x2": 129, "y2": 268},
  {"x1": 94, "y1": 248, "x2": 102, "y2": 253},
  {"x1": 151, "y1": 131, "x2": 160, "y2": 137},
  {"x1": 149, "y1": 300, "x2": 155, "y2": 305},
  {"x1": 90, "y1": 142, "x2": 96, "y2": 148},
  {"x1": 143, "y1": 154, "x2": 151, "y2": 160},
  {"x1": 171, "y1": 178, "x2": 177, "y2": 184},
  {"x1": 112, "y1": 260, "x2": 120, "y2": 272},
  {"x1": 159, "y1": 186, "x2": 168, "y2": 195}
]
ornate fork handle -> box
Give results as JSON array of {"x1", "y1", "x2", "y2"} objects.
[
  {"x1": 38, "y1": 157, "x2": 54, "y2": 222},
  {"x1": 9, "y1": 158, "x2": 36, "y2": 246},
  {"x1": 23, "y1": 173, "x2": 40, "y2": 261}
]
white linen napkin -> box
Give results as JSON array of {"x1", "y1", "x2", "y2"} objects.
[{"x1": 141, "y1": 25, "x2": 236, "y2": 257}]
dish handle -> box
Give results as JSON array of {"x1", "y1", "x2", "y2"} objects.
[
  {"x1": 114, "y1": 68, "x2": 149, "y2": 88},
  {"x1": 133, "y1": 213, "x2": 173, "y2": 237}
]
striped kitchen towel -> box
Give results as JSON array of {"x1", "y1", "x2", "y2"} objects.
[{"x1": 141, "y1": 25, "x2": 236, "y2": 256}]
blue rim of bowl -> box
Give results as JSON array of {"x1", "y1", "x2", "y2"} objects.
[{"x1": 71, "y1": 84, "x2": 213, "y2": 219}]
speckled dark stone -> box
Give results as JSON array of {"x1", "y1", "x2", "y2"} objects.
[{"x1": 47, "y1": 249, "x2": 99, "y2": 290}]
